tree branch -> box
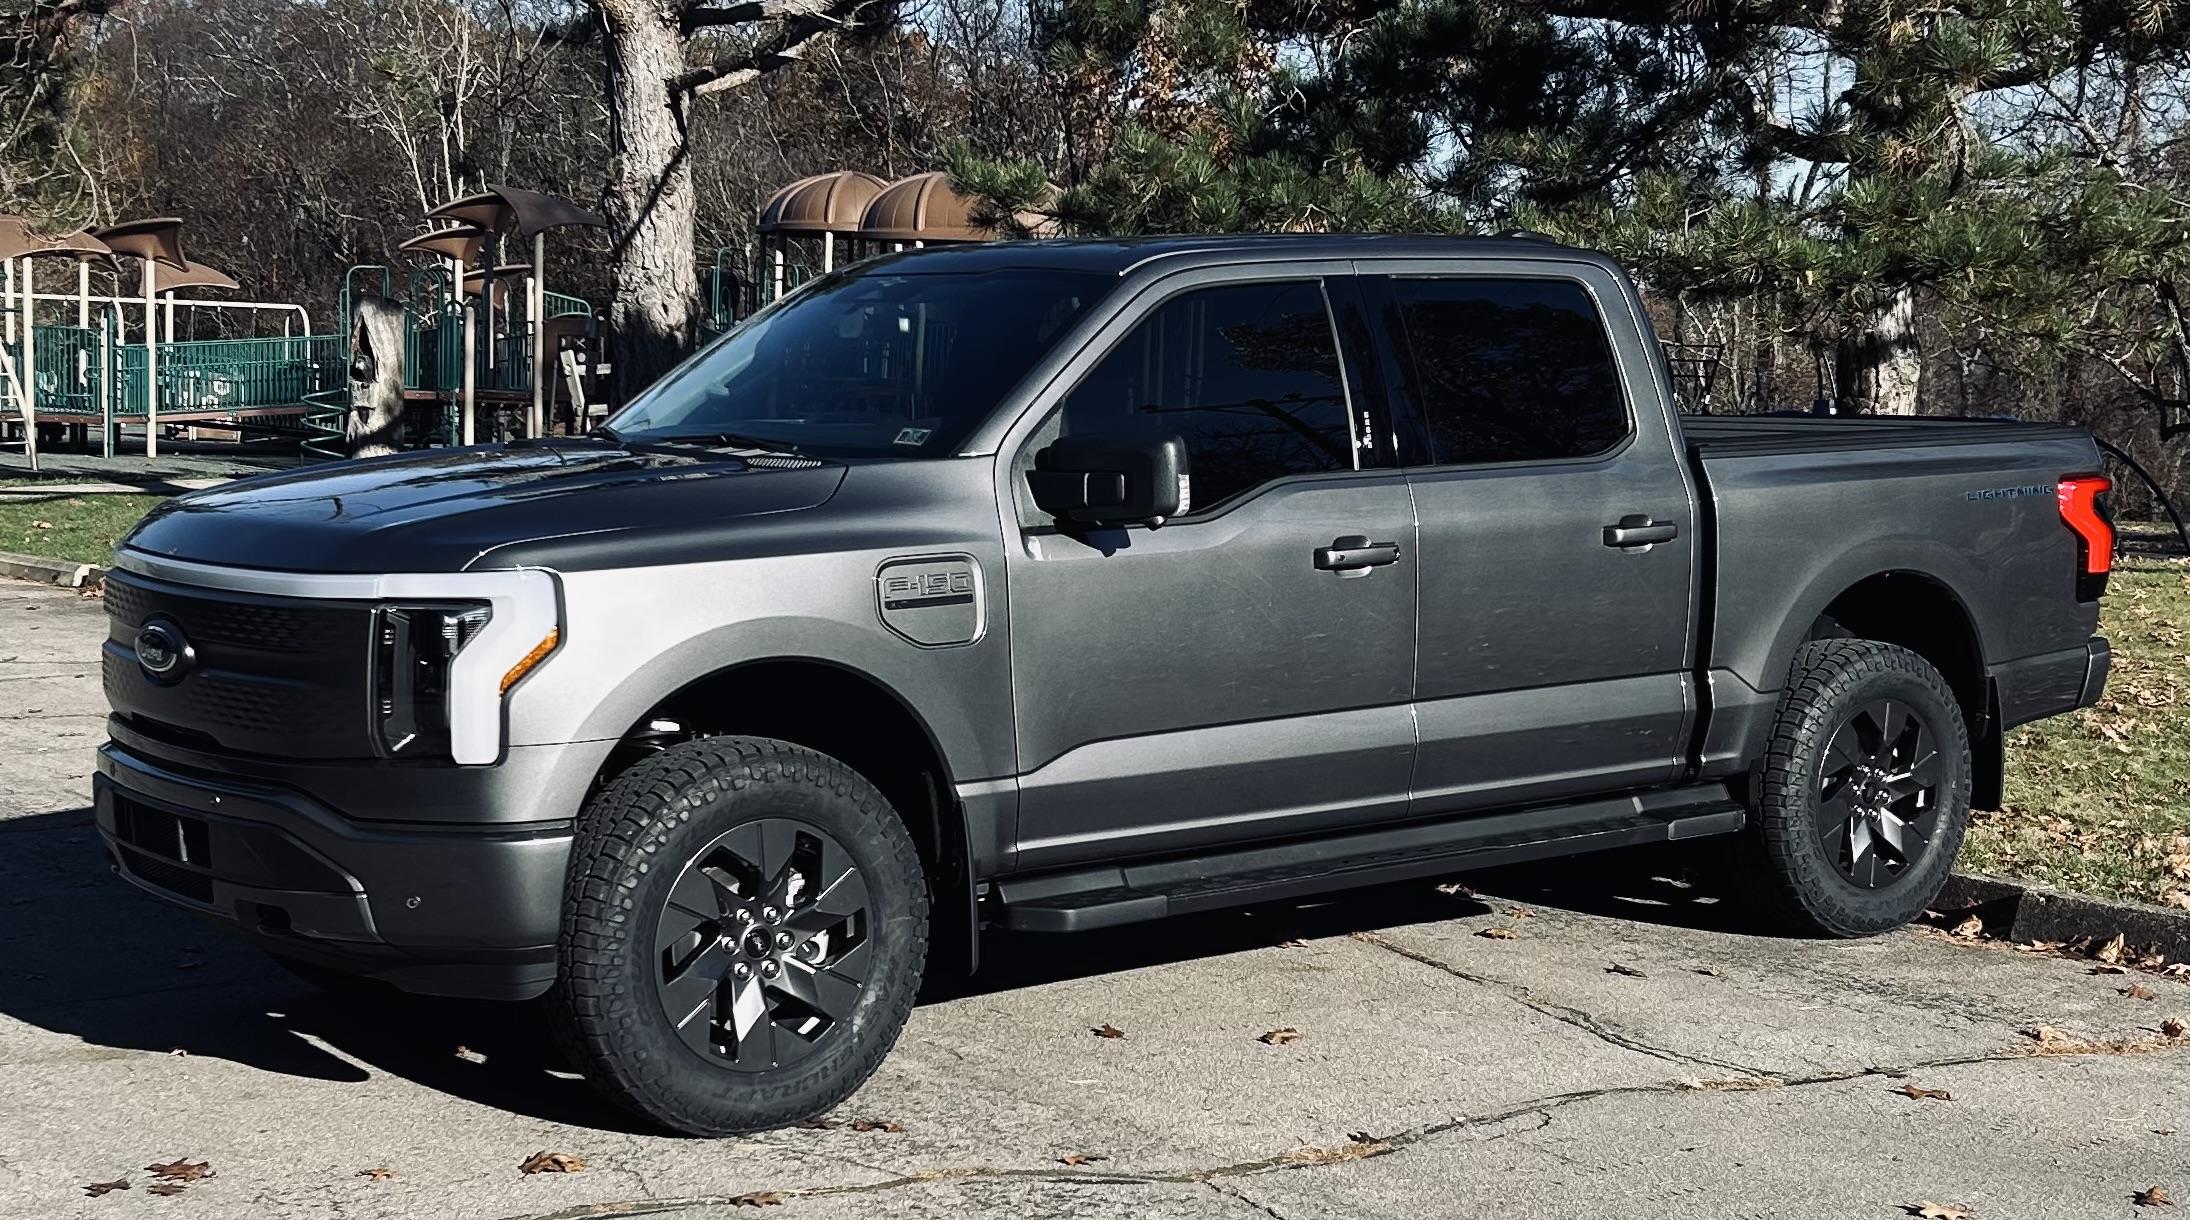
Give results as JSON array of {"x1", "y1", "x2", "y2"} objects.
[{"x1": 672, "y1": 0, "x2": 875, "y2": 96}]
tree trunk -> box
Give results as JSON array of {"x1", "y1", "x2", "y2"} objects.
[
  {"x1": 600, "y1": 6, "x2": 701, "y2": 405},
  {"x1": 345, "y1": 297, "x2": 408, "y2": 458},
  {"x1": 1833, "y1": 288, "x2": 1921, "y2": 416}
]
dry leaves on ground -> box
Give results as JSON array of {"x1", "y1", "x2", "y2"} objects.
[
  {"x1": 1258, "y1": 1027, "x2": 1302, "y2": 1045},
  {"x1": 2134, "y1": 1185, "x2": 2176, "y2": 1207},
  {"x1": 849, "y1": 1119, "x2": 903, "y2": 1133},
  {"x1": 1476, "y1": 927, "x2": 1517, "y2": 940},
  {"x1": 730, "y1": 1190, "x2": 786, "y2": 1207},
  {"x1": 2020, "y1": 1025, "x2": 2069, "y2": 1045},
  {"x1": 1057, "y1": 1154, "x2": 1109, "y2": 1166},
  {"x1": 1949, "y1": 915, "x2": 1985, "y2": 939},
  {"x1": 1277, "y1": 938, "x2": 1310, "y2": 948},
  {"x1": 1908, "y1": 1202, "x2": 1975, "y2": 1219},
  {"x1": 147, "y1": 1183, "x2": 186, "y2": 1196},
  {"x1": 1435, "y1": 882, "x2": 1475, "y2": 897},
  {"x1": 82, "y1": 1179, "x2": 129, "y2": 1198},
  {"x1": 2097, "y1": 933, "x2": 2130, "y2": 964},
  {"x1": 2162, "y1": 1018, "x2": 2186, "y2": 1040},
  {"x1": 1891, "y1": 1083, "x2": 1953, "y2": 1102},
  {"x1": 356, "y1": 1168, "x2": 396, "y2": 1182},
  {"x1": 1090, "y1": 1023, "x2": 1126, "y2": 1039},
  {"x1": 2093, "y1": 964, "x2": 2132, "y2": 975},
  {"x1": 166, "y1": 1047, "x2": 187, "y2": 1057},
  {"x1": 518, "y1": 1151, "x2": 585, "y2": 1175},
  {"x1": 2125, "y1": 983, "x2": 2160, "y2": 1000},
  {"x1": 1508, "y1": 906, "x2": 1535, "y2": 919},
  {"x1": 145, "y1": 1160, "x2": 212, "y2": 1183},
  {"x1": 1605, "y1": 962, "x2": 1647, "y2": 977}
]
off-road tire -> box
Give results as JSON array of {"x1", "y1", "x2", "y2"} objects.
[
  {"x1": 549, "y1": 737, "x2": 929, "y2": 1135},
  {"x1": 1743, "y1": 639, "x2": 1972, "y2": 937}
]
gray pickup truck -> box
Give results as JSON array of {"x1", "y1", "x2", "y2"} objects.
[{"x1": 95, "y1": 235, "x2": 2114, "y2": 1135}]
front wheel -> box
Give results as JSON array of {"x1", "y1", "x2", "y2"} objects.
[
  {"x1": 550, "y1": 737, "x2": 929, "y2": 1135},
  {"x1": 1742, "y1": 639, "x2": 1972, "y2": 937}
]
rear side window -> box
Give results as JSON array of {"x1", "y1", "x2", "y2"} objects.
[
  {"x1": 1055, "y1": 280, "x2": 1354, "y2": 512},
  {"x1": 1389, "y1": 277, "x2": 1627, "y2": 465}
]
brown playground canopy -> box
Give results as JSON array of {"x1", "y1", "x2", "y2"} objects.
[
  {"x1": 91, "y1": 217, "x2": 190, "y2": 270},
  {"x1": 157, "y1": 258, "x2": 240, "y2": 293},
  {"x1": 429, "y1": 185, "x2": 605, "y2": 241},
  {"x1": 858, "y1": 172, "x2": 1058, "y2": 243},
  {"x1": 462, "y1": 263, "x2": 532, "y2": 307},
  {"x1": 400, "y1": 225, "x2": 490, "y2": 265},
  {"x1": 759, "y1": 171, "x2": 889, "y2": 235},
  {"x1": 0, "y1": 219, "x2": 115, "y2": 264}
]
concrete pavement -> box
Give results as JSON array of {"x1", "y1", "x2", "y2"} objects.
[{"x1": 2, "y1": 577, "x2": 2186, "y2": 1219}]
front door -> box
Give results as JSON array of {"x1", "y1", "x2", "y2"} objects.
[
  {"x1": 1360, "y1": 263, "x2": 1700, "y2": 815},
  {"x1": 1002, "y1": 269, "x2": 1418, "y2": 870}
]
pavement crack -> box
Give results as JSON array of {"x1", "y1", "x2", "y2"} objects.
[
  {"x1": 1348, "y1": 930, "x2": 1773, "y2": 1077},
  {"x1": 1206, "y1": 1177, "x2": 1291, "y2": 1219}
]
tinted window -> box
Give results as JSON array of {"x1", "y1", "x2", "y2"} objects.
[
  {"x1": 1390, "y1": 278, "x2": 1627, "y2": 465},
  {"x1": 609, "y1": 269, "x2": 1109, "y2": 458},
  {"x1": 1055, "y1": 280, "x2": 1353, "y2": 512}
]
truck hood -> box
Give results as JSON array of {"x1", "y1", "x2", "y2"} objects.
[{"x1": 120, "y1": 441, "x2": 848, "y2": 574}]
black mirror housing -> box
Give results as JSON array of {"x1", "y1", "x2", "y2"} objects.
[{"x1": 1027, "y1": 433, "x2": 1186, "y2": 527}]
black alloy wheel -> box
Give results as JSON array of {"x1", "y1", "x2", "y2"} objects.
[
  {"x1": 656, "y1": 817, "x2": 874, "y2": 1071},
  {"x1": 1815, "y1": 697, "x2": 1945, "y2": 887}
]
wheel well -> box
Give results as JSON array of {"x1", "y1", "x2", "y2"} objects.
[
  {"x1": 600, "y1": 659, "x2": 971, "y2": 962},
  {"x1": 1810, "y1": 571, "x2": 2001, "y2": 807}
]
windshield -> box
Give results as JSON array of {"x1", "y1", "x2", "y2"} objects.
[{"x1": 607, "y1": 267, "x2": 1113, "y2": 458}]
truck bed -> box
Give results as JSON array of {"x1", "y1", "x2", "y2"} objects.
[{"x1": 1680, "y1": 413, "x2": 2088, "y2": 457}]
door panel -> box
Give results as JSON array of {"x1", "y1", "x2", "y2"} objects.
[
  {"x1": 1007, "y1": 474, "x2": 1418, "y2": 868},
  {"x1": 1356, "y1": 264, "x2": 1698, "y2": 815}
]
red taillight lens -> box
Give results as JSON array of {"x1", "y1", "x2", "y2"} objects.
[{"x1": 2057, "y1": 475, "x2": 2113, "y2": 598}]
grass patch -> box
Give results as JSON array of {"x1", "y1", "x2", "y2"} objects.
[
  {"x1": 1979, "y1": 557, "x2": 2190, "y2": 909},
  {"x1": 0, "y1": 494, "x2": 164, "y2": 566}
]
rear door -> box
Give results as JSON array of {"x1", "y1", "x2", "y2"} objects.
[
  {"x1": 998, "y1": 265, "x2": 1420, "y2": 869},
  {"x1": 1357, "y1": 259, "x2": 1699, "y2": 815}
]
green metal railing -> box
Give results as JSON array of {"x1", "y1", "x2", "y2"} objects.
[{"x1": 114, "y1": 334, "x2": 342, "y2": 417}]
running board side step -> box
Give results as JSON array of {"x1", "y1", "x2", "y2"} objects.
[{"x1": 996, "y1": 786, "x2": 1745, "y2": 932}]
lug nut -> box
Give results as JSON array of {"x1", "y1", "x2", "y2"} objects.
[
  {"x1": 774, "y1": 930, "x2": 794, "y2": 949},
  {"x1": 732, "y1": 961, "x2": 752, "y2": 979},
  {"x1": 761, "y1": 905, "x2": 781, "y2": 923},
  {"x1": 759, "y1": 960, "x2": 779, "y2": 977},
  {"x1": 733, "y1": 908, "x2": 754, "y2": 924}
]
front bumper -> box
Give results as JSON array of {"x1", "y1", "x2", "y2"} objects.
[{"x1": 95, "y1": 740, "x2": 573, "y2": 1000}]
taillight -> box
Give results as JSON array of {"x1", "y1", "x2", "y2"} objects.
[{"x1": 2057, "y1": 475, "x2": 2113, "y2": 601}]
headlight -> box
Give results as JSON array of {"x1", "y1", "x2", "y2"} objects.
[{"x1": 373, "y1": 603, "x2": 492, "y2": 756}]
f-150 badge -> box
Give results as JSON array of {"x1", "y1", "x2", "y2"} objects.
[{"x1": 877, "y1": 556, "x2": 983, "y2": 646}]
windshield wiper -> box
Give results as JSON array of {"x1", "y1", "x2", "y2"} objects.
[{"x1": 646, "y1": 431, "x2": 809, "y2": 457}]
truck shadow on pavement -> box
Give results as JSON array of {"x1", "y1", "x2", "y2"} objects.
[{"x1": 0, "y1": 806, "x2": 1752, "y2": 1133}]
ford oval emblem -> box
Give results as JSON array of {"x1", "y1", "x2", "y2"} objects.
[{"x1": 134, "y1": 619, "x2": 192, "y2": 680}]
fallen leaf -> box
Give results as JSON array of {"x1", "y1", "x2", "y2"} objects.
[
  {"x1": 1949, "y1": 914, "x2": 1985, "y2": 939},
  {"x1": 82, "y1": 1179, "x2": 129, "y2": 1198},
  {"x1": 2162, "y1": 1018, "x2": 2186, "y2": 1040},
  {"x1": 1476, "y1": 927, "x2": 1517, "y2": 940},
  {"x1": 2165, "y1": 964, "x2": 2190, "y2": 978},
  {"x1": 1090, "y1": 1023, "x2": 1126, "y2": 1039},
  {"x1": 2092, "y1": 964, "x2": 2132, "y2": 975},
  {"x1": 2124, "y1": 983, "x2": 2159, "y2": 1001},
  {"x1": 1258, "y1": 1027, "x2": 1302, "y2": 1045},
  {"x1": 1693, "y1": 966, "x2": 1727, "y2": 978},
  {"x1": 454, "y1": 1045, "x2": 486, "y2": 1063},
  {"x1": 1435, "y1": 881, "x2": 1475, "y2": 897},
  {"x1": 357, "y1": 1168, "x2": 396, "y2": 1182},
  {"x1": 30, "y1": 520, "x2": 51, "y2": 529},
  {"x1": 1908, "y1": 1203, "x2": 1974, "y2": 1220},
  {"x1": 2134, "y1": 1185, "x2": 2175, "y2": 1207},
  {"x1": 167, "y1": 1047, "x2": 187, "y2": 1057},
  {"x1": 2020, "y1": 1025, "x2": 2068, "y2": 1045},
  {"x1": 144, "y1": 1160, "x2": 211, "y2": 1183},
  {"x1": 1605, "y1": 963, "x2": 1647, "y2": 978},
  {"x1": 1891, "y1": 1083, "x2": 1953, "y2": 1102},
  {"x1": 1277, "y1": 938, "x2": 1309, "y2": 948},
  {"x1": 849, "y1": 1119, "x2": 903, "y2": 1133},
  {"x1": 2097, "y1": 932, "x2": 2129, "y2": 964},
  {"x1": 147, "y1": 1183, "x2": 186, "y2": 1197},
  {"x1": 518, "y1": 1151, "x2": 585, "y2": 1175},
  {"x1": 1507, "y1": 906, "x2": 1535, "y2": 919},
  {"x1": 1057, "y1": 1154, "x2": 1109, "y2": 1166},
  {"x1": 729, "y1": 1190, "x2": 785, "y2": 1207}
]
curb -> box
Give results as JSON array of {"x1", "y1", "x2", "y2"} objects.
[
  {"x1": 1938, "y1": 872, "x2": 2190, "y2": 962},
  {"x1": 0, "y1": 549, "x2": 104, "y2": 589}
]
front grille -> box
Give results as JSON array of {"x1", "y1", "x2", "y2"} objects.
[
  {"x1": 103, "y1": 568, "x2": 375, "y2": 758},
  {"x1": 118, "y1": 845, "x2": 216, "y2": 904},
  {"x1": 111, "y1": 794, "x2": 213, "y2": 867}
]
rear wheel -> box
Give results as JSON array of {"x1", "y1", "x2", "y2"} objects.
[
  {"x1": 1743, "y1": 639, "x2": 1971, "y2": 936},
  {"x1": 551, "y1": 737, "x2": 928, "y2": 1135}
]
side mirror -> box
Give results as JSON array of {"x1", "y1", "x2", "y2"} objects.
[{"x1": 1026, "y1": 433, "x2": 1186, "y2": 527}]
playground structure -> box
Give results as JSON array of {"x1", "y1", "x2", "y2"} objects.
[{"x1": 3, "y1": 169, "x2": 1036, "y2": 467}]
